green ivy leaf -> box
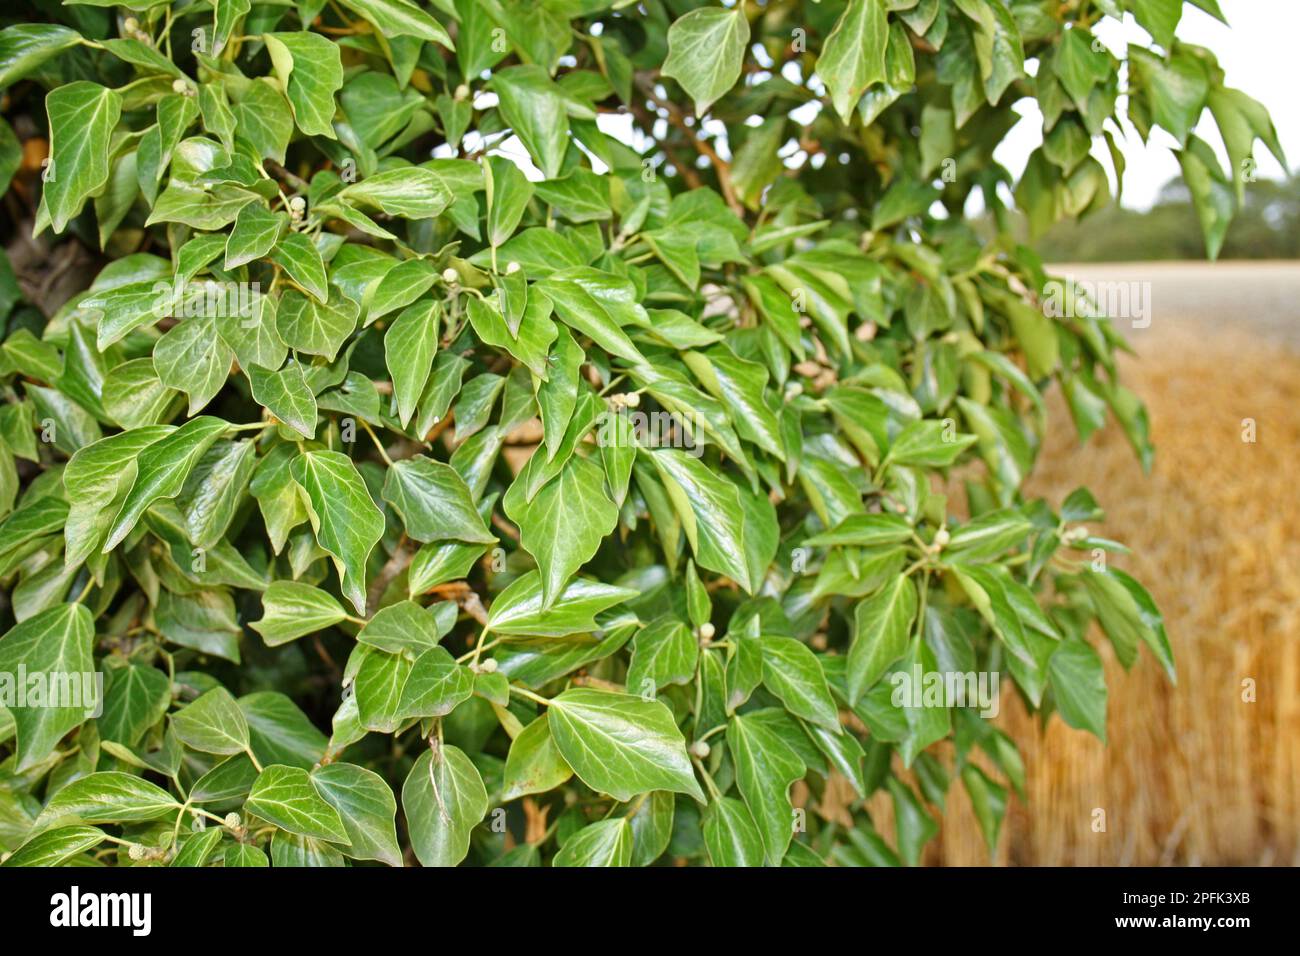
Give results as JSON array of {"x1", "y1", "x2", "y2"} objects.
[
  {"x1": 290, "y1": 450, "x2": 386, "y2": 614},
  {"x1": 42, "y1": 82, "x2": 122, "y2": 233},
  {"x1": 246, "y1": 764, "x2": 350, "y2": 843},
  {"x1": 547, "y1": 688, "x2": 704, "y2": 802},
  {"x1": 662, "y1": 6, "x2": 749, "y2": 116},
  {"x1": 402, "y1": 744, "x2": 488, "y2": 867}
]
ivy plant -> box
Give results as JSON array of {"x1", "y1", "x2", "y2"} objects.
[{"x1": 0, "y1": 0, "x2": 1277, "y2": 868}]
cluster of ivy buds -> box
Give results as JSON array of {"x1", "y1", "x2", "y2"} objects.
[{"x1": 121, "y1": 17, "x2": 151, "y2": 45}]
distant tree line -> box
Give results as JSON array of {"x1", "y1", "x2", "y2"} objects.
[{"x1": 1034, "y1": 174, "x2": 1300, "y2": 262}]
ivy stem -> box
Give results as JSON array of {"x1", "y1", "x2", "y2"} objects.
[
  {"x1": 169, "y1": 799, "x2": 193, "y2": 853},
  {"x1": 457, "y1": 635, "x2": 499, "y2": 663},
  {"x1": 469, "y1": 625, "x2": 493, "y2": 666},
  {"x1": 511, "y1": 685, "x2": 551, "y2": 707},
  {"x1": 625, "y1": 793, "x2": 649, "y2": 817},
  {"x1": 73, "y1": 577, "x2": 95, "y2": 604},
  {"x1": 696, "y1": 723, "x2": 727, "y2": 745},
  {"x1": 692, "y1": 756, "x2": 722, "y2": 801},
  {"x1": 359, "y1": 418, "x2": 394, "y2": 466}
]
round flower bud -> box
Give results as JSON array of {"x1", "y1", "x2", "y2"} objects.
[
  {"x1": 698, "y1": 622, "x2": 715, "y2": 641},
  {"x1": 480, "y1": 657, "x2": 498, "y2": 673},
  {"x1": 224, "y1": 812, "x2": 241, "y2": 829},
  {"x1": 934, "y1": 528, "x2": 950, "y2": 548},
  {"x1": 128, "y1": 844, "x2": 146, "y2": 861},
  {"x1": 623, "y1": 391, "x2": 640, "y2": 408},
  {"x1": 288, "y1": 196, "x2": 306, "y2": 212},
  {"x1": 505, "y1": 260, "x2": 521, "y2": 274},
  {"x1": 454, "y1": 84, "x2": 470, "y2": 100},
  {"x1": 441, "y1": 268, "x2": 459, "y2": 284},
  {"x1": 690, "y1": 740, "x2": 711, "y2": 759},
  {"x1": 171, "y1": 79, "x2": 188, "y2": 94},
  {"x1": 124, "y1": 17, "x2": 139, "y2": 32}
]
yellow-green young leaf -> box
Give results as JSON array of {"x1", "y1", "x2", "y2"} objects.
[
  {"x1": 489, "y1": 65, "x2": 579, "y2": 180},
  {"x1": 626, "y1": 616, "x2": 697, "y2": 695},
  {"x1": 35, "y1": 772, "x2": 181, "y2": 829},
  {"x1": 337, "y1": 0, "x2": 454, "y2": 48},
  {"x1": 2, "y1": 825, "x2": 105, "y2": 867},
  {"x1": 702, "y1": 796, "x2": 765, "y2": 867},
  {"x1": 290, "y1": 450, "x2": 386, "y2": 614},
  {"x1": 224, "y1": 201, "x2": 286, "y2": 269},
  {"x1": 645, "y1": 447, "x2": 752, "y2": 592},
  {"x1": 726, "y1": 711, "x2": 805, "y2": 864},
  {"x1": 225, "y1": 843, "x2": 270, "y2": 867},
  {"x1": 98, "y1": 663, "x2": 171, "y2": 749},
  {"x1": 759, "y1": 636, "x2": 838, "y2": 731},
  {"x1": 546, "y1": 688, "x2": 704, "y2": 802},
  {"x1": 102, "y1": 416, "x2": 229, "y2": 551},
  {"x1": 502, "y1": 713, "x2": 573, "y2": 801},
  {"x1": 382, "y1": 455, "x2": 496, "y2": 545},
  {"x1": 0, "y1": 24, "x2": 82, "y2": 88},
  {"x1": 275, "y1": 287, "x2": 359, "y2": 361},
  {"x1": 1047, "y1": 637, "x2": 1108, "y2": 741},
  {"x1": 271, "y1": 233, "x2": 328, "y2": 302},
  {"x1": 384, "y1": 299, "x2": 440, "y2": 428},
  {"x1": 154, "y1": 316, "x2": 235, "y2": 415},
  {"x1": 402, "y1": 744, "x2": 488, "y2": 867},
  {"x1": 246, "y1": 764, "x2": 350, "y2": 843},
  {"x1": 251, "y1": 581, "x2": 348, "y2": 647},
  {"x1": 42, "y1": 82, "x2": 122, "y2": 233},
  {"x1": 884, "y1": 419, "x2": 978, "y2": 468},
  {"x1": 0, "y1": 603, "x2": 96, "y2": 771},
  {"x1": 504, "y1": 453, "x2": 618, "y2": 609},
  {"x1": 265, "y1": 32, "x2": 344, "y2": 138},
  {"x1": 961, "y1": 763, "x2": 1008, "y2": 855},
  {"x1": 170, "y1": 686, "x2": 251, "y2": 756},
  {"x1": 887, "y1": 776, "x2": 938, "y2": 866},
  {"x1": 340, "y1": 167, "x2": 459, "y2": 221},
  {"x1": 815, "y1": 0, "x2": 888, "y2": 122},
  {"x1": 486, "y1": 154, "x2": 535, "y2": 248},
  {"x1": 62, "y1": 425, "x2": 174, "y2": 567},
  {"x1": 169, "y1": 827, "x2": 225, "y2": 868},
  {"x1": 484, "y1": 571, "x2": 638, "y2": 637},
  {"x1": 662, "y1": 6, "x2": 749, "y2": 116},
  {"x1": 848, "y1": 574, "x2": 917, "y2": 704},
  {"x1": 553, "y1": 818, "x2": 633, "y2": 867},
  {"x1": 249, "y1": 362, "x2": 317, "y2": 439}
]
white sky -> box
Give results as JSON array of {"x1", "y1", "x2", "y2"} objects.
[{"x1": 995, "y1": 0, "x2": 1299, "y2": 209}]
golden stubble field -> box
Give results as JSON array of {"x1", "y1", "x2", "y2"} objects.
[{"x1": 878, "y1": 262, "x2": 1300, "y2": 866}]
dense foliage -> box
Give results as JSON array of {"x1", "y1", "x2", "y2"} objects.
[{"x1": 0, "y1": 0, "x2": 1275, "y2": 867}]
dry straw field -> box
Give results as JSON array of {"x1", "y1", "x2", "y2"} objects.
[{"x1": 873, "y1": 262, "x2": 1300, "y2": 866}]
